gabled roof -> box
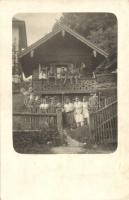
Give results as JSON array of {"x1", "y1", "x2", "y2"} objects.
[{"x1": 19, "y1": 23, "x2": 108, "y2": 58}]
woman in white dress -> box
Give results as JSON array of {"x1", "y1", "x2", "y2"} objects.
[
  {"x1": 73, "y1": 97, "x2": 84, "y2": 127},
  {"x1": 82, "y1": 96, "x2": 89, "y2": 125}
]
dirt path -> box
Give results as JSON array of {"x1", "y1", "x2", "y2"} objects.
[
  {"x1": 51, "y1": 129, "x2": 86, "y2": 154},
  {"x1": 50, "y1": 128, "x2": 116, "y2": 154},
  {"x1": 14, "y1": 127, "x2": 116, "y2": 154}
]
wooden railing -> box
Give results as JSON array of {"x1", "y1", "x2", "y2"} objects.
[
  {"x1": 89, "y1": 101, "x2": 117, "y2": 145},
  {"x1": 88, "y1": 95, "x2": 117, "y2": 113},
  {"x1": 33, "y1": 78, "x2": 97, "y2": 94},
  {"x1": 98, "y1": 95, "x2": 117, "y2": 108}
]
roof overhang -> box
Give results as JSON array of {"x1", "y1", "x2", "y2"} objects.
[{"x1": 19, "y1": 23, "x2": 109, "y2": 59}]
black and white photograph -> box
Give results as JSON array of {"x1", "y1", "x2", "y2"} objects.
[{"x1": 12, "y1": 13, "x2": 117, "y2": 154}]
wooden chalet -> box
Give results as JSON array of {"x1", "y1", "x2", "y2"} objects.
[
  {"x1": 13, "y1": 23, "x2": 117, "y2": 150},
  {"x1": 19, "y1": 23, "x2": 110, "y2": 101}
]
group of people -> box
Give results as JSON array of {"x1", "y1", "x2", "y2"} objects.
[
  {"x1": 39, "y1": 63, "x2": 80, "y2": 85},
  {"x1": 38, "y1": 63, "x2": 96, "y2": 85},
  {"x1": 21, "y1": 87, "x2": 98, "y2": 128},
  {"x1": 63, "y1": 96, "x2": 89, "y2": 128}
]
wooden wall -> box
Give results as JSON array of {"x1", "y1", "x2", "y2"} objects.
[{"x1": 20, "y1": 31, "x2": 105, "y2": 77}]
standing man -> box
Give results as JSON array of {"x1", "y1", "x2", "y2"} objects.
[{"x1": 63, "y1": 97, "x2": 74, "y2": 128}]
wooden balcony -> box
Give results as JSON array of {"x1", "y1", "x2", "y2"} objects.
[{"x1": 33, "y1": 77, "x2": 97, "y2": 95}]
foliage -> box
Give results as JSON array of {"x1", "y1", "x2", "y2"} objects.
[{"x1": 53, "y1": 13, "x2": 117, "y2": 53}]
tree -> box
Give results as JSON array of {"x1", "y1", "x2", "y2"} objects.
[{"x1": 53, "y1": 13, "x2": 117, "y2": 53}]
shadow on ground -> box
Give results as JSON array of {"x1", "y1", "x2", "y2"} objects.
[{"x1": 13, "y1": 129, "x2": 117, "y2": 154}]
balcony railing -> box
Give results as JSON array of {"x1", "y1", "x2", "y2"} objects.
[{"x1": 33, "y1": 77, "x2": 97, "y2": 94}]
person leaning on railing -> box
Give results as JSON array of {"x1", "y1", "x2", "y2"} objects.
[
  {"x1": 88, "y1": 93, "x2": 99, "y2": 112},
  {"x1": 39, "y1": 65, "x2": 48, "y2": 86},
  {"x1": 67, "y1": 64, "x2": 74, "y2": 84},
  {"x1": 48, "y1": 65, "x2": 57, "y2": 85},
  {"x1": 73, "y1": 66, "x2": 80, "y2": 84},
  {"x1": 60, "y1": 67, "x2": 67, "y2": 85}
]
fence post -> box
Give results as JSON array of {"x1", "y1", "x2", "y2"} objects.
[
  {"x1": 89, "y1": 112, "x2": 95, "y2": 145},
  {"x1": 56, "y1": 108, "x2": 64, "y2": 144}
]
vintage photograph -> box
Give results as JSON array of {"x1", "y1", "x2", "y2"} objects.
[{"x1": 12, "y1": 13, "x2": 117, "y2": 154}]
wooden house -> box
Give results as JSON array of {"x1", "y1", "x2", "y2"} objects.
[
  {"x1": 19, "y1": 23, "x2": 111, "y2": 102},
  {"x1": 14, "y1": 23, "x2": 117, "y2": 148}
]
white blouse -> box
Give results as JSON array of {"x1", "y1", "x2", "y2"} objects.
[{"x1": 64, "y1": 103, "x2": 74, "y2": 112}]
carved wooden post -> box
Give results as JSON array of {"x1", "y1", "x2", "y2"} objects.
[{"x1": 56, "y1": 108, "x2": 64, "y2": 144}]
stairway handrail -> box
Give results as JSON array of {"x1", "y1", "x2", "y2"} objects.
[{"x1": 89, "y1": 100, "x2": 117, "y2": 115}]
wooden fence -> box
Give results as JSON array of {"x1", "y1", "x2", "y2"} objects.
[
  {"x1": 89, "y1": 100, "x2": 117, "y2": 145},
  {"x1": 13, "y1": 108, "x2": 64, "y2": 143},
  {"x1": 13, "y1": 96, "x2": 117, "y2": 146},
  {"x1": 88, "y1": 95, "x2": 117, "y2": 113},
  {"x1": 98, "y1": 95, "x2": 117, "y2": 108}
]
